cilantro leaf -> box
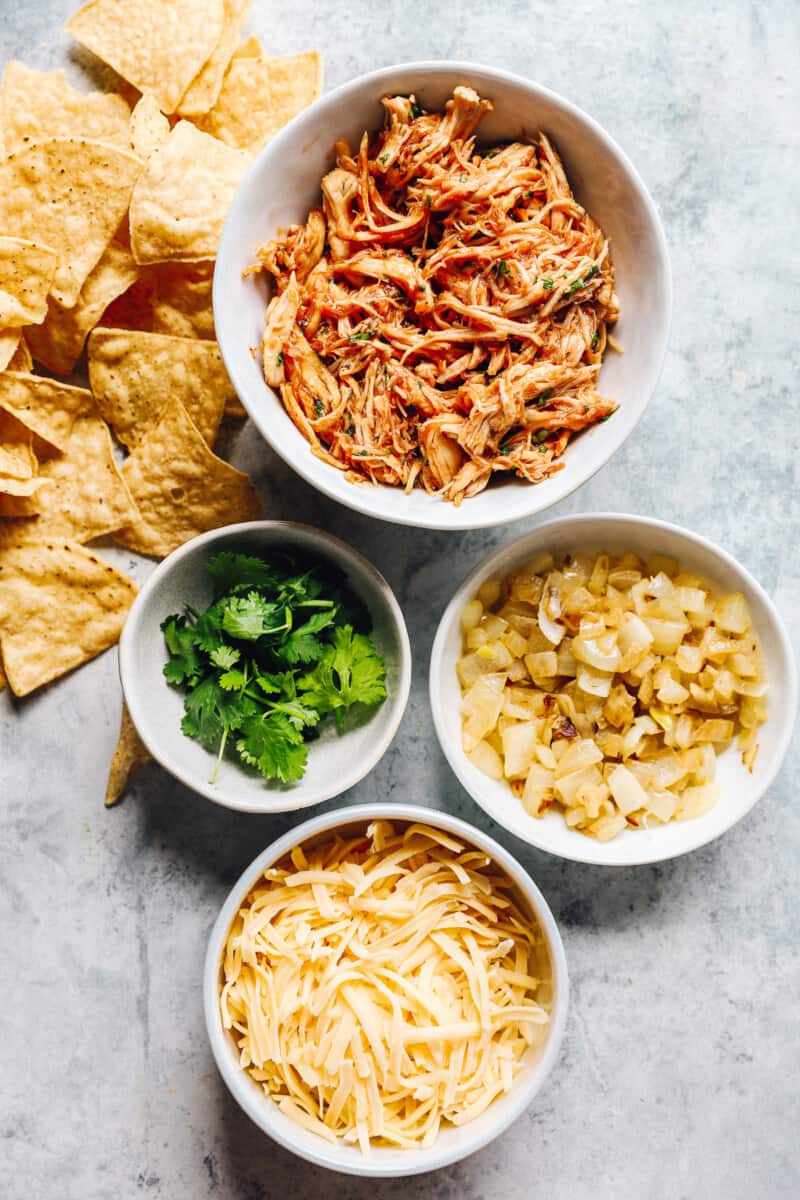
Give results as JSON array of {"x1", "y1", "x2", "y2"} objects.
[
  {"x1": 222, "y1": 592, "x2": 285, "y2": 640},
  {"x1": 298, "y1": 624, "x2": 387, "y2": 727},
  {"x1": 210, "y1": 644, "x2": 240, "y2": 670},
  {"x1": 236, "y1": 713, "x2": 308, "y2": 783},
  {"x1": 276, "y1": 609, "x2": 337, "y2": 665},
  {"x1": 161, "y1": 615, "x2": 202, "y2": 685},
  {"x1": 180, "y1": 677, "x2": 254, "y2": 751},
  {"x1": 207, "y1": 552, "x2": 279, "y2": 598}
]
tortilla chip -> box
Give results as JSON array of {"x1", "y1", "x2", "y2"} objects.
[
  {"x1": 0, "y1": 237, "x2": 59, "y2": 328},
  {"x1": 88, "y1": 327, "x2": 233, "y2": 447},
  {"x1": 129, "y1": 121, "x2": 248, "y2": 264},
  {"x1": 0, "y1": 373, "x2": 88, "y2": 453},
  {"x1": 0, "y1": 413, "x2": 139, "y2": 541},
  {"x1": 0, "y1": 139, "x2": 142, "y2": 308},
  {"x1": 105, "y1": 701, "x2": 151, "y2": 807},
  {"x1": 114, "y1": 397, "x2": 261, "y2": 556},
  {"x1": 0, "y1": 409, "x2": 36, "y2": 480},
  {"x1": 196, "y1": 51, "x2": 322, "y2": 154},
  {"x1": 177, "y1": 0, "x2": 251, "y2": 116},
  {"x1": 0, "y1": 651, "x2": 5, "y2": 691},
  {"x1": 0, "y1": 330, "x2": 23, "y2": 372},
  {"x1": 0, "y1": 61, "x2": 131, "y2": 156},
  {"x1": 0, "y1": 539, "x2": 137, "y2": 696},
  {"x1": 101, "y1": 260, "x2": 216, "y2": 340},
  {"x1": 129, "y1": 93, "x2": 171, "y2": 160},
  {"x1": 25, "y1": 236, "x2": 139, "y2": 376},
  {"x1": 0, "y1": 476, "x2": 52, "y2": 500},
  {"x1": 67, "y1": 0, "x2": 226, "y2": 115},
  {"x1": 232, "y1": 35, "x2": 262, "y2": 59},
  {"x1": 7, "y1": 336, "x2": 33, "y2": 373}
]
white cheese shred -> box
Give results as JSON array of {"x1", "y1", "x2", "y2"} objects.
[{"x1": 220, "y1": 820, "x2": 551, "y2": 1152}]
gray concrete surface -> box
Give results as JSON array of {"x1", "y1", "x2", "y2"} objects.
[{"x1": 1, "y1": 1, "x2": 798, "y2": 1197}]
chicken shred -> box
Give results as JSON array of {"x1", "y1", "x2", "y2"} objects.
[{"x1": 250, "y1": 87, "x2": 620, "y2": 505}]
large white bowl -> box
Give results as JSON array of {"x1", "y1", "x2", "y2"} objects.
[
  {"x1": 119, "y1": 521, "x2": 411, "y2": 813},
  {"x1": 429, "y1": 513, "x2": 797, "y2": 865},
  {"x1": 214, "y1": 61, "x2": 671, "y2": 531},
  {"x1": 204, "y1": 803, "x2": 568, "y2": 1177}
]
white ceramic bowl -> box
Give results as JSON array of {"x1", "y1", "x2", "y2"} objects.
[
  {"x1": 214, "y1": 61, "x2": 671, "y2": 531},
  {"x1": 430, "y1": 513, "x2": 797, "y2": 866},
  {"x1": 119, "y1": 521, "x2": 411, "y2": 813},
  {"x1": 204, "y1": 803, "x2": 568, "y2": 1177}
]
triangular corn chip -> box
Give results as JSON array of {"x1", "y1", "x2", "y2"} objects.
[
  {"x1": 0, "y1": 539, "x2": 136, "y2": 695},
  {"x1": 88, "y1": 327, "x2": 233, "y2": 447},
  {"x1": 114, "y1": 397, "x2": 261, "y2": 557},
  {"x1": 0, "y1": 138, "x2": 142, "y2": 307},
  {"x1": 196, "y1": 51, "x2": 322, "y2": 154},
  {"x1": 67, "y1": 0, "x2": 226, "y2": 115},
  {"x1": 26, "y1": 235, "x2": 139, "y2": 377},
  {"x1": 0, "y1": 408, "x2": 37, "y2": 480},
  {"x1": 0, "y1": 373, "x2": 89, "y2": 453},
  {"x1": 177, "y1": 0, "x2": 251, "y2": 116},
  {"x1": 129, "y1": 93, "x2": 170, "y2": 160},
  {"x1": 101, "y1": 260, "x2": 216, "y2": 341},
  {"x1": 105, "y1": 702, "x2": 151, "y2": 807},
  {"x1": 0, "y1": 237, "x2": 58, "y2": 328},
  {"x1": 129, "y1": 121, "x2": 248, "y2": 263},
  {"x1": 0, "y1": 61, "x2": 131, "y2": 156}
]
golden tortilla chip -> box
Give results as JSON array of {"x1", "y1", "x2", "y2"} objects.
[
  {"x1": 88, "y1": 327, "x2": 233, "y2": 447},
  {"x1": 0, "y1": 329, "x2": 22, "y2": 372},
  {"x1": 232, "y1": 35, "x2": 262, "y2": 59},
  {"x1": 0, "y1": 139, "x2": 142, "y2": 308},
  {"x1": 105, "y1": 701, "x2": 151, "y2": 806},
  {"x1": 0, "y1": 413, "x2": 139, "y2": 541},
  {"x1": 129, "y1": 121, "x2": 248, "y2": 264},
  {"x1": 0, "y1": 373, "x2": 88, "y2": 453},
  {"x1": 0, "y1": 408, "x2": 36, "y2": 480},
  {"x1": 0, "y1": 237, "x2": 59, "y2": 328},
  {"x1": 114, "y1": 397, "x2": 261, "y2": 556},
  {"x1": 129, "y1": 93, "x2": 171, "y2": 160},
  {"x1": 197, "y1": 51, "x2": 322, "y2": 154},
  {"x1": 0, "y1": 61, "x2": 131, "y2": 156},
  {"x1": 67, "y1": 0, "x2": 226, "y2": 115},
  {"x1": 177, "y1": 0, "x2": 251, "y2": 116},
  {"x1": 0, "y1": 476, "x2": 52, "y2": 500},
  {"x1": 25, "y1": 236, "x2": 139, "y2": 376},
  {"x1": 7, "y1": 336, "x2": 33, "y2": 373},
  {"x1": 0, "y1": 539, "x2": 137, "y2": 696},
  {"x1": 101, "y1": 260, "x2": 216, "y2": 340}
]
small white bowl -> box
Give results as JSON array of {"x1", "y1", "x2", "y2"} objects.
[
  {"x1": 430, "y1": 513, "x2": 797, "y2": 866},
  {"x1": 204, "y1": 803, "x2": 568, "y2": 1177},
  {"x1": 119, "y1": 521, "x2": 411, "y2": 813},
  {"x1": 214, "y1": 61, "x2": 671, "y2": 532}
]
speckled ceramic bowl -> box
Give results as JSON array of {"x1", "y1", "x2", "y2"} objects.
[
  {"x1": 214, "y1": 61, "x2": 671, "y2": 531},
  {"x1": 119, "y1": 521, "x2": 411, "y2": 813}
]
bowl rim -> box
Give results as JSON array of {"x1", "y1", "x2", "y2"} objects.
[
  {"x1": 429, "y1": 511, "x2": 798, "y2": 865},
  {"x1": 203, "y1": 801, "x2": 570, "y2": 1177},
  {"x1": 213, "y1": 58, "x2": 673, "y2": 532},
  {"x1": 119, "y1": 520, "x2": 412, "y2": 813}
]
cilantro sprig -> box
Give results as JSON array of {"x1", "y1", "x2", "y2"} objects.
[{"x1": 161, "y1": 552, "x2": 387, "y2": 786}]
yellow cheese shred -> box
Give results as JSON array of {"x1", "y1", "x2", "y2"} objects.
[{"x1": 220, "y1": 820, "x2": 551, "y2": 1152}]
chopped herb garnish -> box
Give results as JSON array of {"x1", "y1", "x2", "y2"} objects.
[
  {"x1": 346, "y1": 423, "x2": 355, "y2": 435},
  {"x1": 410, "y1": 101, "x2": 422, "y2": 119},
  {"x1": 599, "y1": 412, "x2": 613, "y2": 423},
  {"x1": 566, "y1": 276, "x2": 584, "y2": 298},
  {"x1": 533, "y1": 429, "x2": 548, "y2": 443},
  {"x1": 349, "y1": 329, "x2": 375, "y2": 343},
  {"x1": 379, "y1": 152, "x2": 389, "y2": 164},
  {"x1": 536, "y1": 388, "x2": 553, "y2": 406},
  {"x1": 313, "y1": 399, "x2": 324, "y2": 418},
  {"x1": 494, "y1": 260, "x2": 511, "y2": 277},
  {"x1": 524, "y1": 189, "x2": 534, "y2": 198},
  {"x1": 356, "y1": 449, "x2": 368, "y2": 456},
  {"x1": 459, "y1": 173, "x2": 468, "y2": 182},
  {"x1": 591, "y1": 331, "x2": 600, "y2": 351},
  {"x1": 276, "y1": 351, "x2": 283, "y2": 365},
  {"x1": 424, "y1": 193, "x2": 432, "y2": 209},
  {"x1": 162, "y1": 553, "x2": 386, "y2": 784},
  {"x1": 585, "y1": 264, "x2": 599, "y2": 281},
  {"x1": 542, "y1": 278, "x2": 554, "y2": 291},
  {"x1": 498, "y1": 443, "x2": 513, "y2": 456}
]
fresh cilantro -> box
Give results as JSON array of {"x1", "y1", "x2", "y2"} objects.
[
  {"x1": 410, "y1": 101, "x2": 422, "y2": 119},
  {"x1": 161, "y1": 551, "x2": 387, "y2": 786},
  {"x1": 542, "y1": 279, "x2": 554, "y2": 291},
  {"x1": 314, "y1": 398, "x2": 325, "y2": 418},
  {"x1": 495, "y1": 260, "x2": 511, "y2": 276},
  {"x1": 349, "y1": 329, "x2": 375, "y2": 343},
  {"x1": 591, "y1": 331, "x2": 600, "y2": 351},
  {"x1": 380, "y1": 152, "x2": 390, "y2": 164},
  {"x1": 536, "y1": 388, "x2": 554, "y2": 407},
  {"x1": 276, "y1": 351, "x2": 283, "y2": 365},
  {"x1": 533, "y1": 429, "x2": 549, "y2": 443}
]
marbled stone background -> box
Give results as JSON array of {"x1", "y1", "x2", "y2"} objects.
[{"x1": 1, "y1": 1, "x2": 798, "y2": 1197}]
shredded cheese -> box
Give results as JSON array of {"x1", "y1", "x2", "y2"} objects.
[{"x1": 220, "y1": 820, "x2": 551, "y2": 1151}]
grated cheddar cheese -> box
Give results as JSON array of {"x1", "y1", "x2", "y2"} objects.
[{"x1": 219, "y1": 820, "x2": 552, "y2": 1152}]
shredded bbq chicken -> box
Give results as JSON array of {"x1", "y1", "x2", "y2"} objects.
[{"x1": 251, "y1": 87, "x2": 619, "y2": 504}]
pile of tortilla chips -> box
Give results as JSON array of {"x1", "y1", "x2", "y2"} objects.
[{"x1": 0, "y1": 1, "x2": 322, "y2": 795}]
